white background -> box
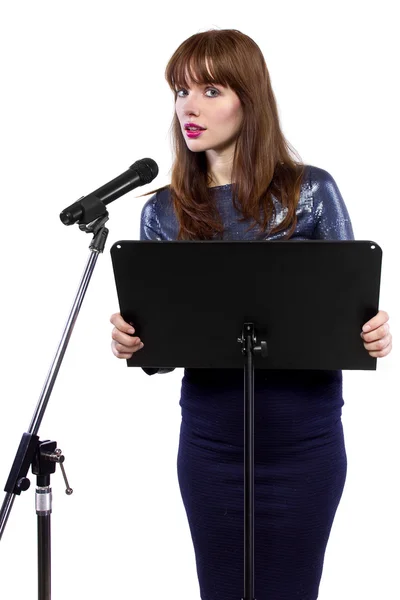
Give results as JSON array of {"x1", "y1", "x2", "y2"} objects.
[{"x1": 0, "y1": 2, "x2": 398, "y2": 599}]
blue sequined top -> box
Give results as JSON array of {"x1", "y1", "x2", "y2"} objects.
[
  {"x1": 139, "y1": 164, "x2": 355, "y2": 377},
  {"x1": 140, "y1": 165, "x2": 354, "y2": 242}
]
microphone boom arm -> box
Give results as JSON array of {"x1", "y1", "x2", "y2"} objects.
[
  {"x1": 1, "y1": 156, "x2": 159, "y2": 596},
  {"x1": 0, "y1": 213, "x2": 110, "y2": 598}
]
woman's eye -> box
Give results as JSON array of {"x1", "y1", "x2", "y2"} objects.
[
  {"x1": 205, "y1": 88, "x2": 219, "y2": 97},
  {"x1": 175, "y1": 87, "x2": 220, "y2": 98}
]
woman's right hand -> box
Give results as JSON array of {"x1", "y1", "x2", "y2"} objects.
[{"x1": 110, "y1": 312, "x2": 144, "y2": 359}]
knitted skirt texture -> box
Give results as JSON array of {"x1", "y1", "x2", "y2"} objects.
[{"x1": 177, "y1": 368, "x2": 347, "y2": 600}]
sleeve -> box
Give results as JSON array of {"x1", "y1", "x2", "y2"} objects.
[
  {"x1": 311, "y1": 167, "x2": 355, "y2": 240},
  {"x1": 139, "y1": 194, "x2": 175, "y2": 376},
  {"x1": 140, "y1": 194, "x2": 162, "y2": 241}
]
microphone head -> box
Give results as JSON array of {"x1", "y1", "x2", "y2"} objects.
[{"x1": 129, "y1": 158, "x2": 159, "y2": 185}]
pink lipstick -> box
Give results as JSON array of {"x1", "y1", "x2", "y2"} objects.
[
  {"x1": 186, "y1": 130, "x2": 204, "y2": 138},
  {"x1": 184, "y1": 122, "x2": 206, "y2": 138}
]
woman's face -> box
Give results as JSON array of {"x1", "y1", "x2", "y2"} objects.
[{"x1": 175, "y1": 79, "x2": 243, "y2": 156}]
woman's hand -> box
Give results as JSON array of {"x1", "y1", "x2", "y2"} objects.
[
  {"x1": 110, "y1": 312, "x2": 144, "y2": 359},
  {"x1": 361, "y1": 310, "x2": 392, "y2": 358}
]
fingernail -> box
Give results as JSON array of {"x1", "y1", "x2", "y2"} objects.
[
  {"x1": 128, "y1": 328, "x2": 135, "y2": 334},
  {"x1": 363, "y1": 325, "x2": 371, "y2": 332}
]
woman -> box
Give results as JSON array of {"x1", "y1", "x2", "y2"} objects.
[{"x1": 110, "y1": 29, "x2": 392, "y2": 600}]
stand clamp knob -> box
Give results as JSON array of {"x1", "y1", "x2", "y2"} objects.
[
  {"x1": 16, "y1": 477, "x2": 31, "y2": 492},
  {"x1": 254, "y1": 341, "x2": 268, "y2": 358},
  {"x1": 42, "y1": 449, "x2": 73, "y2": 495}
]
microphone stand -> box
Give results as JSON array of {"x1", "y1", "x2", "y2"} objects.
[{"x1": 0, "y1": 197, "x2": 109, "y2": 600}]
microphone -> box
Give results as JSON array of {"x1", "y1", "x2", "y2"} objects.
[{"x1": 60, "y1": 158, "x2": 158, "y2": 225}]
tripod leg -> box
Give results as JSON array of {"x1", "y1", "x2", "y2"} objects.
[{"x1": 37, "y1": 486, "x2": 51, "y2": 600}]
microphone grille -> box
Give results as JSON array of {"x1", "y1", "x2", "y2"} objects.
[{"x1": 129, "y1": 158, "x2": 159, "y2": 185}]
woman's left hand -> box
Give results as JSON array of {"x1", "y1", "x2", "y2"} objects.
[{"x1": 361, "y1": 310, "x2": 392, "y2": 358}]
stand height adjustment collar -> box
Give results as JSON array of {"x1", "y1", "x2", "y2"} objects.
[
  {"x1": 31, "y1": 441, "x2": 73, "y2": 494},
  {"x1": 237, "y1": 323, "x2": 268, "y2": 358}
]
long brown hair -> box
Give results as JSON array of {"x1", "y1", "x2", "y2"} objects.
[{"x1": 141, "y1": 29, "x2": 305, "y2": 240}]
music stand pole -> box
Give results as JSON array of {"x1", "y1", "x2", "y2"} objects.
[{"x1": 238, "y1": 323, "x2": 268, "y2": 600}]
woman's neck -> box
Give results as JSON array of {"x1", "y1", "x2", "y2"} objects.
[{"x1": 206, "y1": 147, "x2": 234, "y2": 187}]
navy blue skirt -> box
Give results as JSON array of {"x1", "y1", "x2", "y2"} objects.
[{"x1": 177, "y1": 368, "x2": 347, "y2": 600}]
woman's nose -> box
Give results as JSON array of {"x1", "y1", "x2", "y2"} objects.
[
  {"x1": 182, "y1": 94, "x2": 200, "y2": 117},
  {"x1": 184, "y1": 104, "x2": 200, "y2": 117}
]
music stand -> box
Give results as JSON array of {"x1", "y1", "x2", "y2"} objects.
[{"x1": 111, "y1": 239, "x2": 382, "y2": 600}]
